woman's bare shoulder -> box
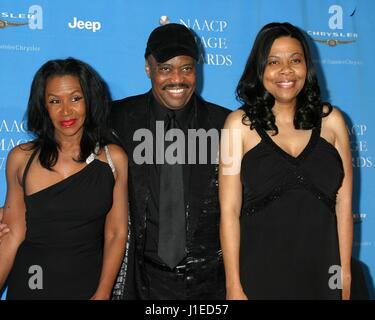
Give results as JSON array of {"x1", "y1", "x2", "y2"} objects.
[
  {"x1": 105, "y1": 144, "x2": 128, "y2": 174},
  {"x1": 106, "y1": 144, "x2": 127, "y2": 160},
  {"x1": 224, "y1": 109, "x2": 247, "y2": 127},
  {"x1": 5, "y1": 142, "x2": 36, "y2": 183},
  {"x1": 7, "y1": 142, "x2": 35, "y2": 163},
  {"x1": 322, "y1": 106, "x2": 347, "y2": 132},
  {"x1": 321, "y1": 106, "x2": 349, "y2": 147}
]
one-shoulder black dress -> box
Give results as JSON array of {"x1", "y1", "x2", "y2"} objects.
[
  {"x1": 6, "y1": 150, "x2": 114, "y2": 299},
  {"x1": 240, "y1": 124, "x2": 343, "y2": 299}
]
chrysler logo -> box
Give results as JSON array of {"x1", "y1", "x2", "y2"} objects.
[
  {"x1": 313, "y1": 38, "x2": 355, "y2": 47},
  {"x1": 0, "y1": 19, "x2": 28, "y2": 29}
]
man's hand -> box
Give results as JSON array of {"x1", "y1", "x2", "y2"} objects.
[{"x1": 0, "y1": 207, "x2": 10, "y2": 243}]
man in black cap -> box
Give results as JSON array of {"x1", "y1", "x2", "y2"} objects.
[{"x1": 110, "y1": 23, "x2": 229, "y2": 299}]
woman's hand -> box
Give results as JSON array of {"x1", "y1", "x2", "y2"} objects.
[
  {"x1": 0, "y1": 223, "x2": 10, "y2": 243},
  {"x1": 341, "y1": 272, "x2": 352, "y2": 300},
  {"x1": 90, "y1": 291, "x2": 111, "y2": 300},
  {"x1": 226, "y1": 286, "x2": 248, "y2": 300}
]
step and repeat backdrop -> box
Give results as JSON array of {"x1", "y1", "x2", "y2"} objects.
[{"x1": 0, "y1": 0, "x2": 374, "y2": 299}]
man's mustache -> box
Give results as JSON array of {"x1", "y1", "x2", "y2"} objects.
[{"x1": 162, "y1": 83, "x2": 190, "y2": 90}]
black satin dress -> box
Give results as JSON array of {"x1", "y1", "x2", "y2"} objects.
[
  {"x1": 240, "y1": 123, "x2": 343, "y2": 299},
  {"x1": 6, "y1": 151, "x2": 114, "y2": 299}
]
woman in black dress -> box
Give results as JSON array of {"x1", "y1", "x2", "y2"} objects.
[
  {"x1": 219, "y1": 23, "x2": 353, "y2": 299},
  {"x1": 0, "y1": 58, "x2": 128, "y2": 299}
]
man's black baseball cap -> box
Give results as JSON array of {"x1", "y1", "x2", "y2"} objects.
[{"x1": 144, "y1": 23, "x2": 199, "y2": 63}]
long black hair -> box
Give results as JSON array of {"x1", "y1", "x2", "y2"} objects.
[
  {"x1": 26, "y1": 57, "x2": 113, "y2": 169},
  {"x1": 236, "y1": 22, "x2": 331, "y2": 134}
]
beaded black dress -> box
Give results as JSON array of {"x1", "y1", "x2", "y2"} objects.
[
  {"x1": 6, "y1": 148, "x2": 115, "y2": 300},
  {"x1": 240, "y1": 124, "x2": 343, "y2": 299}
]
